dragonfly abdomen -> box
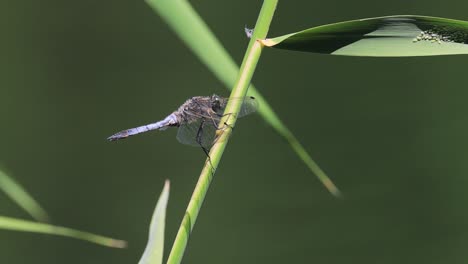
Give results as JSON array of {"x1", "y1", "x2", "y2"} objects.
[{"x1": 107, "y1": 113, "x2": 178, "y2": 141}]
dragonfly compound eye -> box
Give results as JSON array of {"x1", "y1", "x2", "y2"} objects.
[{"x1": 211, "y1": 99, "x2": 221, "y2": 112}]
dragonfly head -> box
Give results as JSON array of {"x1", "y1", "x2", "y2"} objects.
[{"x1": 210, "y1": 94, "x2": 222, "y2": 112}]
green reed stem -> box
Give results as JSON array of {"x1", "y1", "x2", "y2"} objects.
[{"x1": 165, "y1": 1, "x2": 278, "y2": 263}]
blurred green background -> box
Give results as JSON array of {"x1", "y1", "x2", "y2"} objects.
[{"x1": 1, "y1": 0, "x2": 468, "y2": 263}]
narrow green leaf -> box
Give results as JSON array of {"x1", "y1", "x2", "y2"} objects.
[
  {"x1": 0, "y1": 215, "x2": 127, "y2": 248},
  {"x1": 145, "y1": 0, "x2": 340, "y2": 196},
  {"x1": 0, "y1": 169, "x2": 49, "y2": 222},
  {"x1": 260, "y1": 15, "x2": 468, "y2": 57},
  {"x1": 138, "y1": 180, "x2": 170, "y2": 264}
]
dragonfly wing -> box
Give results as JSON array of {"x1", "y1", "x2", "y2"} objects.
[
  {"x1": 238, "y1": 96, "x2": 258, "y2": 118},
  {"x1": 214, "y1": 96, "x2": 258, "y2": 118},
  {"x1": 176, "y1": 119, "x2": 217, "y2": 149}
]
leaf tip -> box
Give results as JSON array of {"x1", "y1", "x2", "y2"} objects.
[
  {"x1": 37, "y1": 214, "x2": 51, "y2": 224},
  {"x1": 322, "y1": 178, "x2": 342, "y2": 198},
  {"x1": 109, "y1": 239, "x2": 128, "y2": 249},
  {"x1": 164, "y1": 179, "x2": 170, "y2": 192}
]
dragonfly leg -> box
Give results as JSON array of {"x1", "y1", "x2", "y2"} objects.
[
  {"x1": 213, "y1": 113, "x2": 234, "y2": 131},
  {"x1": 195, "y1": 119, "x2": 206, "y2": 146},
  {"x1": 196, "y1": 119, "x2": 215, "y2": 173}
]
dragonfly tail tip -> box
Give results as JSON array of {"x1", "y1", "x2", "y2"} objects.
[{"x1": 107, "y1": 135, "x2": 121, "y2": 142}]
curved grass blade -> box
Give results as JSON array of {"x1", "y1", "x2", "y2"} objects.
[
  {"x1": 0, "y1": 169, "x2": 49, "y2": 222},
  {"x1": 260, "y1": 15, "x2": 468, "y2": 57},
  {"x1": 145, "y1": 0, "x2": 340, "y2": 196},
  {"x1": 138, "y1": 180, "x2": 170, "y2": 264},
  {"x1": 0, "y1": 215, "x2": 127, "y2": 248}
]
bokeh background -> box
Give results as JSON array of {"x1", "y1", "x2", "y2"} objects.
[{"x1": 1, "y1": 0, "x2": 468, "y2": 263}]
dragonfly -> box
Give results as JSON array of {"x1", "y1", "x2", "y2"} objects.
[{"x1": 107, "y1": 94, "x2": 258, "y2": 154}]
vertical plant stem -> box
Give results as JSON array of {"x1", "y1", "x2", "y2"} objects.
[{"x1": 166, "y1": 1, "x2": 278, "y2": 263}]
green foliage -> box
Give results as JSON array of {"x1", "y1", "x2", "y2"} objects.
[
  {"x1": 145, "y1": 1, "x2": 281, "y2": 263},
  {"x1": 142, "y1": 1, "x2": 468, "y2": 263},
  {"x1": 145, "y1": 0, "x2": 340, "y2": 196},
  {"x1": 261, "y1": 15, "x2": 468, "y2": 56},
  {"x1": 138, "y1": 180, "x2": 170, "y2": 264},
  {"x1": 0, "y1": 215, "x2": 126, "y2": 248},
  {"x1": 0, "y1": 169, "x2": 126, "y2": 248},
  {"x1": 0, "y1": 169, "x2": 49, "y2": 222}
]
